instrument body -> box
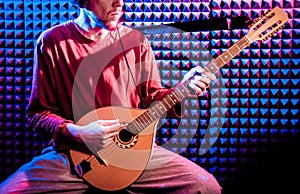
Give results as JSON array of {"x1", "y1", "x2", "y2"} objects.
[{"x1": 71, "y1": 106, "x2": 156, "y2": 191}]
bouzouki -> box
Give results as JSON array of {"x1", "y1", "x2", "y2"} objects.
[{"x1": 70, "y1": 6, "x2": 289, "y2": 191}]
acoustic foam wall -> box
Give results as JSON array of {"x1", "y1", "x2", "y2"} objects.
[
  {"x1": 0, "y1": 0, "x2": 79, "y2": 180},
  {"x1": 0, "y1": 0, "x2": 299, "y2": 193}
]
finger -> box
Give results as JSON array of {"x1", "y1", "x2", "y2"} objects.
[
  {"x1": 99, "y1": 138, "x2": 112, "y2": 148},
  {"x1": 202, "y1": 71, "x2": 216, "y2": 81},
  {"x1": 188, "y1": 82, "x2": 202, "y2": 95},
  {"x1": 190, "y1": 79, "x2": 208, "y2": 90},
  {"x1": 199, "y1": 76, "x2": 211, "y2": 88},
  {"x1": 193, "y1": 75, "x2": 210, "y2": 84},
  {"x1": 103, "y1": 123, "x2": 120, "y2": 137},
  {"x1": 97, "y1": 119, "x2": 120, "y2": 126},
  {"x1": 191, "y1": 79, "x2": 209, "y2": 94},
  {"x1": 195, "y1": 88, "x2": 206, "y2": 96},
  {"x1": 107, "y1": 130, "x2": 119, "y2": 138},
  {"x1": 189, "y1": 84, "x2": 206, "y2": 96}
]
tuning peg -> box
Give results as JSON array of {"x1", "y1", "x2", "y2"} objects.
[
  {"x1": 271, "y1": 30, "x2": 279, "y2": 37},
  {"x1": 272, "y1": 31, "x2": 277, "y2": 36},
  {"x1": 249, "y1": 17, "x2": 260, "y2": 27},
  {"x1": 253, "y1": 18, "x2": 260, "y2": 23},
  {"x1": 263, "y1": 10, "x2": 271, "y2": 16},
  {"x1": 262, "y1": 37, "x2": 268, "y2": 42}
]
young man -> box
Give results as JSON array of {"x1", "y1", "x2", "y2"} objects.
[{"x1": 0, "y1": 0, "x2": 221, "y2": 193}]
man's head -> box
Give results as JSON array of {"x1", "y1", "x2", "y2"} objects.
[{"x1": 73, "y1": 0, "x2": 124, "y2": 30}]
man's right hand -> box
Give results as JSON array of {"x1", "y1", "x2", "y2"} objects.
[{"x1": 67, "y1": 119, "x2": 120, "y2": 149}]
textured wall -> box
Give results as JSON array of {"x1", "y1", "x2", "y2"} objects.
[{"x1": 0, "y1": 0, "x2": 299, "y2": 193}]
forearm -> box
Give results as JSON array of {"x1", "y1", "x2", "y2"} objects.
[
  {"x1": 62, "y1": 123, "x2": 83, "y2": 143},
  {"x1": 27, "y1": 110, "x2": 75, "y2": 149}
]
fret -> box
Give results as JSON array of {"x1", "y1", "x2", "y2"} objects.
[
  {"x1": 219, "y1": 50, "x2": 232, "y2": 64},
  {"x1": 236, "y1": 37, "x2": 250, "y2": 52},
  {"x1": 157, "y1": 101, "x2": 168, "y2": 112},
  {"x1": 137, "y1": 114, "x2": 148, "y2": 129},
  {"x1": 204, "y1": 61, "x2": 219, "y2": 74},
  {"x1": 151, "y1": 103, "x2": 164, "y2": 117},
  {"x1": 135, "y1": 116, "x2": 147, "y2": 131},
  {"x1": 226, "y1": 48, "x2": 234, "y2": 58},
  {"x1": 183, "y1": 84, "x2": 191, "y2": 95},
  {"x1": 233, "y1": 43, "x2": 242, "y2": 52},
  {"x1": 148, "y1": 111, "x2": 155, "y2": 123},
  {"x1": 165, "y1": 93, "x2": 181, "y2": 108},
  {"x1": 228, "y1": 40, "x2": 243, "y2": 58},
  {"x1": 175, "y1": 87, "x2": 185, "y2": 99},
  {"x1": 129, "y1": 122, "x2": 141, "y2": 134},
  {"x1": 162, "y1": 98, "x2": 172, "y2": 109},
  {"x1": 148, "y1": 109, "x2": 160, "y2": 120},
  {"x1": 175, "y1": 84, "x2": 189, "y2": 99},
  {"x1": 173, "y1": 93, "x2": 183, "y2": 106},
  {"x1": 135, "y1": 116, "x2": 146, "y2": 131},
  {"x1": 172, "y1": 92, "x2": 180, "y2": 102},
  {"x1": 218, "y1": 54, "x2": 227, "y2": 65},
  {"x1": 243, "y1": 35, "x2": 251, "y2": 46},
  {"x1": 211, "y1": 37, "x2": 251, "y2": 69},
  {"x1": 168, "y1": 93, "x2": 179, "y2": 105},
  {"x1": 130, "y1": 120, "x2": 142, "y2": 134},
  {"x1": 142, "y1": 111, "x2": 152, "y2": 124}
]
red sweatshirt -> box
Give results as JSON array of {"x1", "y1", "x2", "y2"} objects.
[{"x1": 26, "y1": 21, "x2": 181, "y2": 148}]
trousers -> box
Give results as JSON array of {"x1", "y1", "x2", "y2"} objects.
[{"x1": 0, "y1": 145, "x2": 221, "y2": 194}]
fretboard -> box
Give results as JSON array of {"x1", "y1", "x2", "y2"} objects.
[
  {"x1": 127, "y1": 35, "x2": 251, "y2": 134},
  {"x1": 205, "y1": 36, "x2": 251, "y2": 74},
  {"x1": 127, "y1": 82, "x2": 190, "y2": 134}
]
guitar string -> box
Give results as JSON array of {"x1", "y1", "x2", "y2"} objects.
[{"x1": 88, "y1": 142, "x2": 117, "y2": 166}]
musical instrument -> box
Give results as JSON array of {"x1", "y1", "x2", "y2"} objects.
[{"x1": 70, "y1": 6, "x2": 289, "y2": 191}]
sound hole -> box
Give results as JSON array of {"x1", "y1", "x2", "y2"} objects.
[{"x1": 118, "y1": 128, "x2": 134, "y2": 143}]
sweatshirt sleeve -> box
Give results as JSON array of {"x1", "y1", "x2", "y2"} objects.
[{"x1": 26, "y1": 33, "x2": 74, "y2": 149}]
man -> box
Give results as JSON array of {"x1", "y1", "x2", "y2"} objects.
[{"x1": 0, "y1": 0, "x2": 221, "y2": 193}]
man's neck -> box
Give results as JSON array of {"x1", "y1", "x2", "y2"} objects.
[{"x1": 74, "y1": 8, "x2": 111, "y2": 40}]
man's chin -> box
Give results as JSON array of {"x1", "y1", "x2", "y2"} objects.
[{"x1": 104, "y1": 20, "x2": 120, "y2": 31}]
